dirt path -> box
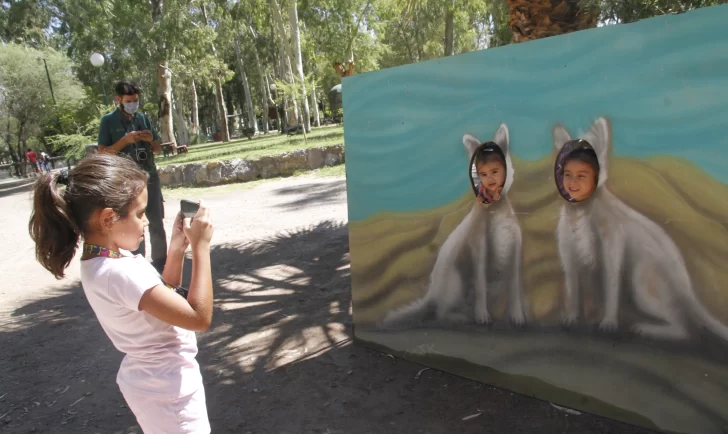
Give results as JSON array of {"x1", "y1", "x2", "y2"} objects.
[{"x1": 0, "y1": 175, "x2": 655, "y2": 434}]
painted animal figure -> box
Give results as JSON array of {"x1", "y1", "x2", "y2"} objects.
[
  {"x1": 553, "y1": 117, "x2": 728, "y2": 341},
  {"x1": 379, "y1": 124, "x2": 526, "y2": 329}
]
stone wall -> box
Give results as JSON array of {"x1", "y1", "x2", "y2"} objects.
[{"x1": 157, "y1": 145, "x2": 345, "y2": 187}]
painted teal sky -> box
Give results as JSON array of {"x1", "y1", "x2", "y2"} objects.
[{"x1": 343, "y1": 5, "x2": 728, "y2": 222}]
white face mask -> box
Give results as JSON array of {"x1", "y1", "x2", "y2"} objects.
[{"x1": 122, "y1": 101, "x2": 139, "y2": 115}]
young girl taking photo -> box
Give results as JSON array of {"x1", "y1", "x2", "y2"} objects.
[{"x1": 29, "y1": 153, "x2": 214, "y2": 433}]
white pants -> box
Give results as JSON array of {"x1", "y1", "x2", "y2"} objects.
[{"x1": 120, "y1": 385, "x2": 210, "y2": 434}]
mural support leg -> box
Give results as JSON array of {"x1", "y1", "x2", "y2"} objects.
[
  {"x1": 470, "y1": 232, "x2": 491, "y2": 324},
  {"x1": 599, "y1": 238, "x2": 625, "y2": 331},
  {"x1": 509, "y1": 235, "x2": 527, "y2": 325}
]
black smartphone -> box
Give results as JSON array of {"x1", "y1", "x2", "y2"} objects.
[{"x1": 180, "y1": 199, "x2": 200, "y2": 219}]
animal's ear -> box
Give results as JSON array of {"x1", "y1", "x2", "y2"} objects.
[
  {"x1": 552, "y1": 124, "x2": 571, "y2": 151},
  {"x1": 583, "y1": 117, "x2": 610, "y2": 161},
  {"x1": 493, "y1": 123, "x2": 509, "y2": 154},
  {"x1": 463, "y1": 134, "x2": 481, "y2": 159}
]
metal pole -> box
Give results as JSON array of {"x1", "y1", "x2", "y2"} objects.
[
  {"x1": 40, "y1": 57, "x2": 62, "y2": 133},
  {"x1": 97, "y1": 69, "x2": 108, "y2": 105},
  {"x1": 41, "y1": 58, "x2": 56, "y2": 106}
]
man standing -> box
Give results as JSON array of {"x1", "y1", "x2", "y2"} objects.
[
  {"x1": 25, "y1": 148, "x2": 40, "y2": 176},
  {"x1": 97, "y1": 80, "x2": 167, "y2": 273}
]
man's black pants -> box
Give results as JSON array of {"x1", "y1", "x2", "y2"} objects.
[{"x1": 133, "y1": 173, "x2": 167, "y2": 273}]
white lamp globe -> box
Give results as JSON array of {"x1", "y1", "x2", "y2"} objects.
[
  {"x1": 269, "y1": 83, "x2": 277, "y2": 91},
  {"x1": 90, "y1": 53, "x2": 105, "y2": 68}
]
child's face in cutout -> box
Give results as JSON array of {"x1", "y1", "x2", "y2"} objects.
[
  {"x1": 477, "y1": 160, "x2": 506, "y2": 195},
  {"x1": 110, "y1": 188, "x2": 149, "y2": 251},
  {"x1": 563, "y1": 160, "x2": 597, "y2": 202}
]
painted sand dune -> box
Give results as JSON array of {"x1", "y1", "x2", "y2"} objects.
[
  {"x1": 349, "y1": 154, "x2": 728, "y2": 328},
  {"x1": 350, "y1": 154, "x2": 728, "y2": 434}
]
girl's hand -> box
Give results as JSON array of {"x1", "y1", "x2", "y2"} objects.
[
  {"x1": 492, "y1": 187, "x2": 503, "y2": 201},
  {"x1": 476, "y1": 194, "x2": 486, "y2": 204},
  {"x1": 168, "y1": 211, "x2": 190, "y2": 255},
  {"x1": 183, "y1": 201, "x2": 214, "y2": 249}
]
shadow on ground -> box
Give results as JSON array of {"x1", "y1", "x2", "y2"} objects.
[
  {"x1": 271, "y1": 182, "x2": 347, "y2": 210},
  {"x1": 1, "y1": 220, "x2": 656, "y2": 433},
  {"x1": 0, "y1": 180, "x2": 34, "y2": 199}
]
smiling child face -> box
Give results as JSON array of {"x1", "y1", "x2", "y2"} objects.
[{"x1": 563, "y1": 160, "x2": 597, "y2": 202}]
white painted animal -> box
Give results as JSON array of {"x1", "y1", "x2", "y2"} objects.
[
  {"x1": 553, "y1": 117, "x2": 728, "y2": 341},
  {"x1": 378, "y1": 124, "x2": 526, "y2": 329}
]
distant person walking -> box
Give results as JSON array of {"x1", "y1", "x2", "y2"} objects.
[
  {"x1": 25, "y1": 148, "x2": 40, "y2": 177},
  {"x1": 40, "y1": 151, "x2": 51, "y2": 172}
]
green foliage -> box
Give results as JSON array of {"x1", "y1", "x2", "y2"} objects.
[
  {"x1": 44, "y1": 91, "x2": 112, "y2": 158},
  {"x1": 157, "y1": 125, "x2": 343, "y2": 166},
  {"x1": 584, "y1": 0, "x2": 728, "y2": 24},
  {"x1": 0, "y1": 43, "x2": 84, "y2": 161},
  {"x1": 2, "y1": 0, "x2": 727, "y2": 165},
  {"x1": 189, "y1": 133, "x2": 203, "y2": 145},
  {"x1": 45, "y1": 131, "x2": 95, "y2": 159},
  {"x1": 1, "y1": 0, "x2": 55, "y2": 48}
]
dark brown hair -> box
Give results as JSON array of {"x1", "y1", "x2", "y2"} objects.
[
  {"x1": 28, "y1": 153, "x2": 148, "y2": 279},
  {"x1": 474, "y1": 142, "x2": 506, "y2": 168},
  {"x1": 115, "y1": 80, "x2": 140, "y2": 97},
  {"x1": 564, "y1": 148, "x2": 600, "y2": 179}
]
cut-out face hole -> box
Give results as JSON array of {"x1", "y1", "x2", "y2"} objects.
[
  {"x1": 470, "y1": 142, "x2": 507, "y2": 204},
  {"x1": 555, "y1": 139, "x2": 600, "y2": 202}
]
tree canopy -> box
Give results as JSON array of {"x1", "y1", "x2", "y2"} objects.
[{"x1": 1, "y1": 0, "x2": 725, "y2": 162}]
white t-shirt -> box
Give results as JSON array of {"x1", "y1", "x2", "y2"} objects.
[{"x1": 81, "y1": 253, "x2": 202, "y2": 398}]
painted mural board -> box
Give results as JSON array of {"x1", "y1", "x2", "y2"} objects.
[{"x1": 344, "y1": 5, "x2": 728, "y2": 434}]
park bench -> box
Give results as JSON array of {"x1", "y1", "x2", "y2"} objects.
[{"x1": 161, "y1": 142, "x2": 189, "y2": 157}]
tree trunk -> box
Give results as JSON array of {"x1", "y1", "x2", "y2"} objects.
[
  {"x1": 310, "y1": 85, "x2": 320, "y2": 127},
  {"x1": 234, "y1": 35, "x2": 258, "y2": 135},
  {"x1": 277, "y1": 48, "x2": 296, "y2": 129},
  {"x1": 414, "y1": 15, "x2": 424, "y2": 61},
  {"x1": 334, "y1": 0, "x2": 370, "y2": 77},
  {"x1": 283, "y1": 54, "x2": 299, "y2": 124},
  {"x1": 173, "y1": 94, "x2": 189, "y2": 146},
  {"x1": 253, "y1": 47, "x2": 270, "y2": 134},
  {"x1": 506, "y1": 0, "x2": 599, "y2": 43},
  {"x1": 202, "y1": 3, "x2": 230, "y2": 142},
  {"x1": 191, "y1": 79, "x2": 199, "y2": 135},
  {"x1": 215, "y1": 78, "x2": 230, "y2": 142},
  {"x1": 157, "y1": 63, "x2": 175, "y2": 145},
  {"x1": 264, "y1": 82, "x2": 273, "y2": 134},
  {"x1": 14, "y1": 122, "x2": 26, "y2": 177},
  {"x1": 2, "y1": 121, "x2": 18, "y2": 174},
  {"x1": 270, "y1": 0, "x2": 299, "y2": 128},
  {"x1": 150, "y1": 0, "x2": 174, "y2": 146},
  {"x1": 444, "y1": 7, "x2": 454, "y2": 56},
  {"x1": 288, "y1": 0, "x2": 310, "y2": 132},
  {"x1": 309, "y1": 65, "x2": 320, "y2": 126}
]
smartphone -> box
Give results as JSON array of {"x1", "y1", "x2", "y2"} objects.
[{"x1": 180, "y1": 199, "x2": 200, "y2": 219}]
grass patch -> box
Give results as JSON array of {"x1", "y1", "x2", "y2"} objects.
[
  {"x1": 162, "y1": 163, "x2": 346, "y2": 200},
  {"x1": 310, "y1": 164, "x2": 346, "y2": 178},
  {"x1": 158, "y1": 126, "x2": 344, "y2": 167}
]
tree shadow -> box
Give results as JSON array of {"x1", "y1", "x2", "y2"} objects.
[
  {"x1": 0, "y1": 281, "x2": 136, "y2": 433},
  {"x1": 270, "y1": 181, "x2": 347, "y2": 210},
  {"x1": 1, "y1": 220, "x2": 655, "y2": 434},
  {"x1": 0, "y1": 180, "x2": 34, "y2": 199}
]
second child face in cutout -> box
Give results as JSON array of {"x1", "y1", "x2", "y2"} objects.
[
  {"x1": 477, "y1": 160, "x2": 506, "y2": 202},
  {"x1": 563, "y1": 160, "x2": 596, "y2": 202},
  {"x1": 109, "y1": 188, "x2": 149, "y2": 251}
]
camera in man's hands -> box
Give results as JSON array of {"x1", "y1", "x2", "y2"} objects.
[
  {"x1": 122, "y1": 116, "x2": 151, "y2": 164},
  {"x1": 133, "y1": 143, "x2": 149, "y2": 162}
]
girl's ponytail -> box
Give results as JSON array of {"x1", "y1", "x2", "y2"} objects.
[
  {"x1": 28, "y1": 154, "x2": 148, "y2": 279},
  {"x1": 29, "y1": 170, "x2": 81, "y2": 279}
]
